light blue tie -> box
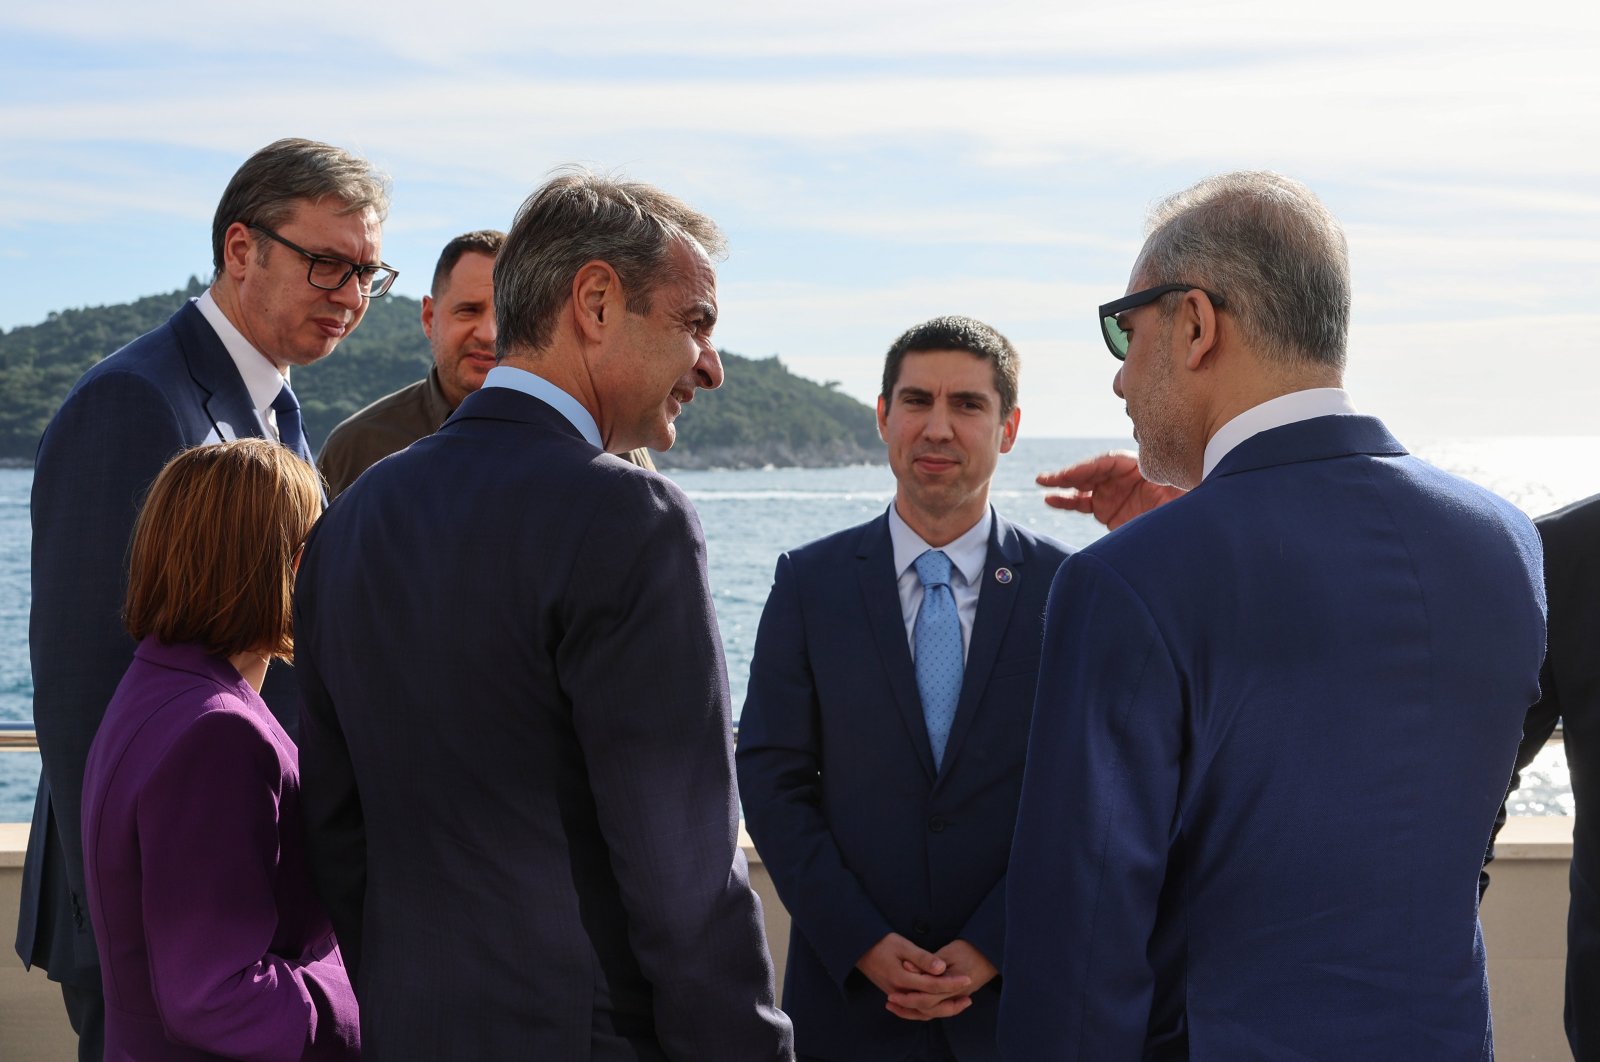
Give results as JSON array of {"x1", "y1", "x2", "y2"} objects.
[
  {"x1": 271, "y1": 382, "x2": 311, "y2": 464},
  {"x1": 914, "y1": 549, "x2": 963, "y2": 770}
]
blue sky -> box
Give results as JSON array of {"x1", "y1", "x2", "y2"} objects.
[{"x1": 1, "y1": 1, "x2": 1596, "y2": 438}]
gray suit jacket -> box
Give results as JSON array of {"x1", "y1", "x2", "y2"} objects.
[{"x1": 18, "y1": 300, "x2": 301, "y2": 986}]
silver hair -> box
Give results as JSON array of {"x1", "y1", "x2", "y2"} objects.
[
  {"x1": 494, "y1": 168, "x2": 726, "y2": 356},
  {"x1": 1137, "y1": 171, "x2": 1349, "y2": 369}
]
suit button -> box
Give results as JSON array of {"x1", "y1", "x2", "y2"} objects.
[
  {"x1": 913, "y1": 919, "x2": 930, "y2": 935},
  {"x1": 929, "y1": 817, "x2": 946, "y2": 833}
]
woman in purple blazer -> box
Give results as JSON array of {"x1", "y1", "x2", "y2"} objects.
[{"x1": 81, "y1": 439, "x2": 359, "y2": 1061}]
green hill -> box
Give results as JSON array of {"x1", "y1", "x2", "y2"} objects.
[{"x1": 0, "y1": 284, "x2": 880, "y2": 469}]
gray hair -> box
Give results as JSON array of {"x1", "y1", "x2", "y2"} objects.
[
  {"x1": 1137, "y1": 171, "x2": 1349, "y2": 369},
  {"x1": 211, "y1": 138, "x2": 390, "y2": 276},
  {"x1": 494, "y1": 169, "x2": 727, "y2": 356}
]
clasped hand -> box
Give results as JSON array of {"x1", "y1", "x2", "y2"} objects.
[{"x1": 856, "y1": 932, "x2": 997, "y2": 1021}]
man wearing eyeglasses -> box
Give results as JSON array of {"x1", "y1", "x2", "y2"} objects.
[
  {"x1": 1000, "y1": 172, "x2": 1546, "y2": 1060},
  {"x1": 17, "y1": 137, "x2": 389, "y2": 1061}
]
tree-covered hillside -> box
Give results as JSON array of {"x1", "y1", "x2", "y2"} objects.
[
  {"x1": 664, "y1": 354, "x2": 880, "y2": 469},
  {"x1": 0, "y1": 284, "x2": 880, "y2": 468}
]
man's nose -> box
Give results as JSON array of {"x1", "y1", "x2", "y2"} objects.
[
  {"x1": 328, "y1": 273, "x2": 364, "y2": 309},
  {"x1": 923, "y1": 401, "x2": 954, "y2": 439},
  {"x1": 695, "y1": 342, "x2": 724, "y2": 390}
]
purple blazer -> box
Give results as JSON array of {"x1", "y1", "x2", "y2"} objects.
[{"x1": 81, "y1": 638, "x2": 359, "y2": 1061}]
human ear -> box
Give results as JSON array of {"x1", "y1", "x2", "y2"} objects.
[
  {"x1": 1183, "y1": 291, "x2": 1221, "y2": 371},
  {"x1": 571, "y1": 260, "x2": 620, "y2": 343}
]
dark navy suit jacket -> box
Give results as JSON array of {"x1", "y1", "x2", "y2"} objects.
[
  {"x1": 1001, "y1": 415, "x2": 1547, "y2": 1061},
  {"x1": 737, "y1": 510, "x2": 1070, "y2": 1061},
  {"x1": 18, "y1": 300, "x2": 301, "y2": 988},
  {"x1": 294, "y1": 386, "x2": 792, "y2": 1061},
  {"x1": 1506, "y1": 493, "x2": 1600, "y2": 1058}
]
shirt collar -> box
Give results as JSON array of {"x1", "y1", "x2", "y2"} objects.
[
  {"x1": 887, "y1": 503, "x2": 992, "y2": 586},
  {"x1": 422, "y1": 365, "x2": 457, "y2": 422},
  {"x1": 480, "y1": 365, "x2": 603, "y2": 450},
  {"x1": 1202, "y1": 387, "x2": 1358, "y2": 481},
  {"x1": 194, "y1": 289, "x2": 289, "y2": 415}
]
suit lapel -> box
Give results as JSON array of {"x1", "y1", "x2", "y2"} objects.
[
  {"x1": 856, "y1": 515, "x2": 938, "y2": 782},
  {"x1": 174, "y1": 301, "x2": 263, "y2": 444},
  {"x1": 936, "y1": 514, "x2": 1024, "y2": 782}
]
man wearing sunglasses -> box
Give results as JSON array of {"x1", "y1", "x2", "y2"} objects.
[
  {"x1": 18, "y1": 138, "x2": 389, "y2": 1060},
  {"x1": 1000, "y1": 171, "x2": 1546, "y2": 1060}
]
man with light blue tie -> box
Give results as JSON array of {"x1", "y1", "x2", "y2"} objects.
[{"x1": 738, "y1": 316, "x2": 1072, "y2": 1062}]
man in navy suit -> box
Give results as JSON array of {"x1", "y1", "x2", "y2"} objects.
[
  {"x1": 294, "y1": 171, "x2": 792, "y2": 1060},
  {"x1": 16, "y1": 137, "x2": 390, "y2": 1060},
  {"x1": 738, "y1": 316, "x2": 1071, "y2": 1062},
  {"x1": 1000, "y1": 172, "x2": 1547, "y2": 1060},
  {"x1": 1503, "y1": 495, "x2": 1600, "y2": 1058}
]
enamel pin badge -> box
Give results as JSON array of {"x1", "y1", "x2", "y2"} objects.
[{"x1": 994, "y1": 567, "x2": 1014, "y2": 585}]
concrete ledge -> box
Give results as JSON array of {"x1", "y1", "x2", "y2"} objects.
[
  {"x1": 0, "y1": 822, "x2": 28, "y2": 869},
  {"x1": 0, "y1": 817, "x2": 1574, "y2": 1061},
  {"x1": 1494, "y1": 813, "x2": 1575, "y2": 859}
]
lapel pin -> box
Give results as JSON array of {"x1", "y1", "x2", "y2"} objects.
[{"x1": 994, "y1": 567, "x2": 1013, "y2": 585}]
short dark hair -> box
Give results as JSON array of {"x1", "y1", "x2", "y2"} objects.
[
  {"x1": 210, "y1": 138, "x2": 390, "y2": 276},
  {"x1": 431, "y1": 229, "x2": 507, "y2": 296},
  {"x1": 124, "y1": 440, "x2": 323, "y2": 662},
  {"x1": 1138, "y1": 171, "x2": 1349, "y2": 369},
  {"x1": 881, "y1": 315, "x2": 1020, "y2": 417},
  {"x1": 495, "y1": 169, "x2": 726, "y2": 356}
]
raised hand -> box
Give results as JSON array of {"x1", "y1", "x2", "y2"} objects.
[{"x1": 1038, "y1": 451, "x2": 1185, "y2": 530}]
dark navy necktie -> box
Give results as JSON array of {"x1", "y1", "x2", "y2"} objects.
[
  {"x1": 271, "y1": 381, "x2": 311, "y2": 463},
  {"x1": 914, "y1": 549, "x2": 963, "y2": 770}
]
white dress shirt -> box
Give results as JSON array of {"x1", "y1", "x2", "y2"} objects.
[
  {"x1": 194, "y1": 290, "x2": 291, "y2": 442},
  {"x1": 1201, "y1": 387, "x2": 1359, "y2": 481},
  {"x1": 887, "y1": 503, "x2": 992, "y2": 662},
  {"x1": 481, "y1": 365, "x2": 603, "y2": 449}
]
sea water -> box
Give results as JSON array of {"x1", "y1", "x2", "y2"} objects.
[{"x1": 1, "y1": 435, "x2": 1593, "y2": 823}]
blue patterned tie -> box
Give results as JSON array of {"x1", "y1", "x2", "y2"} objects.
[
  {"x1": 271, "y1": 381, "x2": 311, "y2": 463},
  {"x1": 914, "y1": 549, "x2": 963, "y2": 770}
]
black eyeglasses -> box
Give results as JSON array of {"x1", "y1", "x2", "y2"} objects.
[
  {"x1": 1098, "y1": 283, "x2": 1225, "y2": 360},
  {"x1": 249, "y1": 224, "x2": 398, "y2": 298}
]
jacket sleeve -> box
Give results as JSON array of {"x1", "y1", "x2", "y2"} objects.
[
  {"x1": 294, "y1": 523, "x2": 369, "y2": 987},
  {"x1": 30, "y1": 369, "x2": 189, "y2": 966},
  {"x1": 736, "y1": 552, "x2": 895, "y2": 985},
  {"x1": 560, "y1": 473, "x2": 792, "y2": 1062},
  {"x1": 1000, "y1": 553, "x2": 1183, "y2": 1061},
  {"x1": 136, "y1": 706, "x2": 360, "y2": 1061},
  {"x1": 956, "y1": 875, "x2": 1006, "y2": 971},
  {"x1": 1483, "y1": 505, "x2": 1571, "y2": 897}
]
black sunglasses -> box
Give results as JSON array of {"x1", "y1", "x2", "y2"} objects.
[
  {"x1": 249, "y1": 224, "x2": 399, "y2": 298},
  {"x1": 1099, "y1": 284, "x2": 1225, "y2": 360}
]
